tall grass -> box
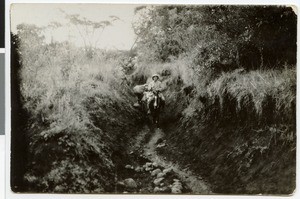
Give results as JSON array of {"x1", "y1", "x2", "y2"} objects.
[
  {"x1": 16, "y1": 39, "x2": 140, "y2": 193},
  {"x1": 208, "y1": 67, "x2": 296, "y2": 119}
]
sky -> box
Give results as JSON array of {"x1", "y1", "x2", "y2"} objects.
[{"x1": 11, "y1": 4, "x2": 140, "y2": 50}]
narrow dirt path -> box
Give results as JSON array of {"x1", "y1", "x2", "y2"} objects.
[
  {"x1": 143, "y1": 127, "x2": 212, "y2": 194},
  {"x1": 114, "y1": 125, "x2": 212, "y2": 194}
]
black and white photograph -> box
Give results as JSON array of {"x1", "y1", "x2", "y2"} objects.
[{"x1": 10, "y1": 3, "x2": 296, "y2": 195}]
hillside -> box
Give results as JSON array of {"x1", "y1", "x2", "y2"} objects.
[{"x1": 11, "y1": 5, "x2": 296, "y2": 194}]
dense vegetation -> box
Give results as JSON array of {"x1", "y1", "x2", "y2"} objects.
[
  {"x1": 131, "y1": 5, "x2": 296, "y2": 194},
  {"x1": 11, "y1": 24, "x2": 142, "y2": 193},
  {"x1": 11, "y1": 5, "x2": 296, "y2": 194}
]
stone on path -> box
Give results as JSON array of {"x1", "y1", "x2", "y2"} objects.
[
  {"x1": 152, "y1": 162, "x2": 158, "y2": 167},
  {"x1": 173, "y1": 184, "x2": 183, "y2": 190},
  {"x1": 171, "y1": 180, "x2": 183, "y2": 192},
  {"x1": 153, "y1": 187, "x2": 160, "y2": 193},
  {"x1": 125, "y1": 165, "x2": 133, "y2": 169},
  {"x1": 153, "y1": 177, "x2": 164, "y2": 186},
  {"x1": 145, "y1": 162, "x2": 152, "y2": 167},
  {"x1": 124, "y1": 178, "x2": 137, "y2": 189},
  {"x1": 135, "y1": 166, "x2": 142, "y2": 172},
  {"x1": 173, "y1": 181, "x2": 182, "y2": 186},
  {"x1": 157, "y1": 142, "x2": 166, "y2": 148},
  {"x1": 157, "y1": 172, "x2": 165, "y2": 178},
  {"x1": 151, "y1": 168, "x2": 161, "y2": 176},
  {"x1": 154, "y1": 186, "x2": 169, "y2": 193},
  {"x1": 163, "y1": 168, "x2": 173, "y2": 174},
  {"x1": 171, "y1": 187, "x2": 182, "y2": 194},
  {"x1": 145, "y1": 167, "x2": 152, "y2": 171},
  {"x1": 160, "y1": 186, "x2": 169, "y2": 192}
]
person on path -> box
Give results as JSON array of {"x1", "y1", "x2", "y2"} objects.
[{"x1": 146, "y1": 74, "x2": 165, "y2": 114}]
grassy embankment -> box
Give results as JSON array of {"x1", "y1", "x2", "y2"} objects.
[
  {"x1": 131, "y1": 57, "x2": 296, "y2": 194},
  {"x1": 11, "y1": 34, "x2": 143, "y2": 193}
]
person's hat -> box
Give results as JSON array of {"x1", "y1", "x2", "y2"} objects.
[{"x1": 152, "y1": 74, "x2": 160, "y2": 80}]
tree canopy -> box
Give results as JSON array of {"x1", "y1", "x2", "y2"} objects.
[{"x1": 133, "y1": 5, "x2": 296, "y2": 72}]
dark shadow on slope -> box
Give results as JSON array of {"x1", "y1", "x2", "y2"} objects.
[{"x1": 11, "y1": 33, "x2": 29, "y2": 192}]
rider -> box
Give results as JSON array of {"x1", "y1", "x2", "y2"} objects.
[{"x1": 146, "y1": 74, "x2": 165, "y2": 114}]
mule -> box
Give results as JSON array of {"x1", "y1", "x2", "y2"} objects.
[{"x1": 149, "y1": 91, "x2": 164, "y2": 127}]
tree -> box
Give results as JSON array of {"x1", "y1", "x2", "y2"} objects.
[
  {"x1": 199, "y1": 5, "x2": 297, "y2": 69},
  {"x1": 133, "y1": 5, "x2": 296, "y2": 72},
  {"x1": 59, "y1": 9, "x2": 120, "y2": 58},
  {"x1": 16, "y1": 23, "x2": 46, "y2": 72}
]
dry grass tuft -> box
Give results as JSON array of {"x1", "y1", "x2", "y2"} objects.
[{"x1": 208, "y1": 67, "x2": 296, "y2": 118}]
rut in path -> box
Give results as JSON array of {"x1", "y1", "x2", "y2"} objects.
[{"x1": 142, "y1": 126, "x2": 212, "y2": 194}]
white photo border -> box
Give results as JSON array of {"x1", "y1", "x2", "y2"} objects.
[{"x1": 5, "y1": 0, "x2": 300, "y2": 199}]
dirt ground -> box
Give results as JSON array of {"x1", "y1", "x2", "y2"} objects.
[{"x1": 113, "y1": 125, "x2": 212, "y2": 194}]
